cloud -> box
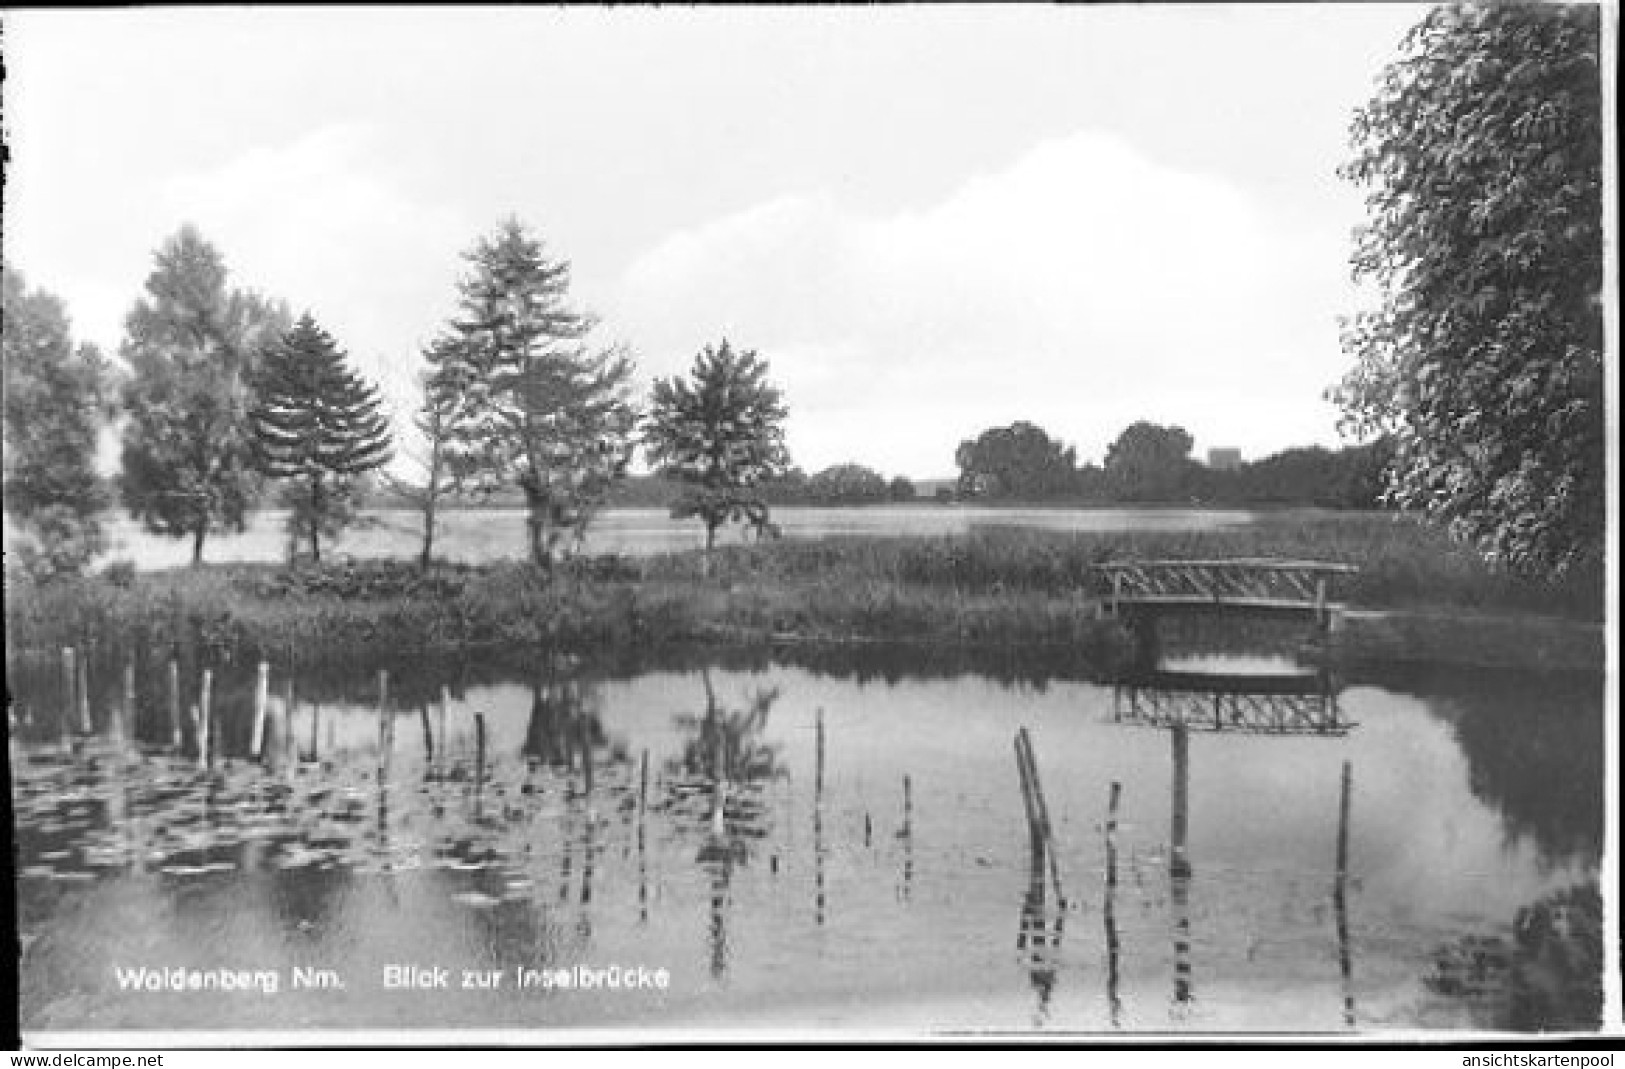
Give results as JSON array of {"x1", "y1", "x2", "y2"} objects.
[
  {"x1": 616, "y1": 131, "x2": 1350, "y2": 476},
  {"x1": 160, "y1": 124, "x2": 474, "y2": 418}
]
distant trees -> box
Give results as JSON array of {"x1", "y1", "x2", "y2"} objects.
[
  {"x1": 2, "y1": 265, "x2": 113, "y2": 576},
  {"x1": 427, "y1": 219, "x2": 638, "y2": 569},
  {"x1": 118, "y1": 226, "x2": 291, "y2": 564},
  {"x1": 1333, "y1": 3, "x2": 1604, "y2": 576},
  {"x1": 805, "y1": 463, "x2": 891, "y2": 506},
  {"x1": 1103, "y1": 421, "x2": 1197, "y2": 503},
  {"x1": 889, "y1": 475, "x2": 916, "y2": 502},
  {"x1": 248, "y1": 314, "x2": 393, "y2": 563},
  {"x1": 954, "y1": 421, "x2": 1078, "y2": 500},
  {"x1": 644, "y1": 339, "x2": 790, "y2": 563},
  {"x1": 1212, "y1": 441, "x2": 1393, "y2": 509}
]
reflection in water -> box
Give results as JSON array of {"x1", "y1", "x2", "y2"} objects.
[
  {"x1": 1016, "y1": 836, "x2": 1064, "y2": 1027},
  {"x1": 1103, "y1": 781, "x2": 1123, "y2": 1029},
  {"x1": 1115, "y1": 668, "x2": 1347, "y2": 736},
  {"x1": 1419, "y1": 670, "x2": 1603, "y2": 866},
  {"x1": 6, "y1": 646, "x2": 1605, "y2": 1033},
  {"x1": 1333, "y1": 761, "x2": 1355, "y2": 1028},
  {"x1": 662, "y1": 670, "x2": 786, "y2": 979},
  {"x1": 1169, "y1": 725, "x2": 1193, "y2": 1016}
]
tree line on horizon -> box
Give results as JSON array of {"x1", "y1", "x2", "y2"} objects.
[{"x1": 2, "y1": 3, "x2": 1604, "y2": 583}]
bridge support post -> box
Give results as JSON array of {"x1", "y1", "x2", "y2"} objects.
[{"x1": 1127, "y1": 610, "x2": 1160, "y2": 676}]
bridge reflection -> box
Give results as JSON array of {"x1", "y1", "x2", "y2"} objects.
[{"x1": 1113, "y1": 667, "x2": 1349, "y2": 736}]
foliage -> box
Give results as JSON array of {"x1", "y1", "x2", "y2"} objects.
[
  {"x1": 804, "y1": 463, "x2": 891, "y2": 506},
  {"x1": 644, "y1": 339, "x2": 791, "y2": 555},
  {"x1": 1103, "y1": 421, "x2": 1197, "y2": 502},
  {"x1": 118, "y1": 226, "x2": 291, "y2": 564},
  {"x1": 428, "y1": 219, "x2": 638, "y2": 569},
  {"x1": 1333, "y1": 2, "x2": 1604, "y2": 577},
  {"x1": 248, "y1": 314, "x2": 393, "y2": 562},
  {"x1": 2, "y1": 265, "x2": 112, "y2": 576},
  {"x1": 954, "y1": 421, "x2": 1079, "y2": 499},
  {"x1": 1195, "y1": 439, "x2": 1394, "y2": 509},
  {"x1": 889, "y1": 475, "x2": 916, "y2": 502}
]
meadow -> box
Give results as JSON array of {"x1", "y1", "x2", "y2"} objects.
[{"x1": 5, "y1": 509, "x2": 1600, "y2": 672}]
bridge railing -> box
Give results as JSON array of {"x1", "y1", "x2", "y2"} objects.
[{"x1": 1094, "y1": 559, "x2": 1360, "y2": 616}]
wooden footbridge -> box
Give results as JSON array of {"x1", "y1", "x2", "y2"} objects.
[
  {"x1": 1096, "y1": 559, "x2": 1359, "y2": 626},
  {"x1": 1094, "y1": 558, "x2": 1358, "y2": 734}
]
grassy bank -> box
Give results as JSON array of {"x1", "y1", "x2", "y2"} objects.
[{"x1": 4, "y1": 513, "x2": 1601, "y2": 670}]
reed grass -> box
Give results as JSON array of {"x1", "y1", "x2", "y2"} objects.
[{"x1": 4, "y1": 512, "x2": 1600, "y2": 669}]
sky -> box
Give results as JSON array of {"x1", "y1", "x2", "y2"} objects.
[{"x1": 2, "y1": 5, "x2": 1430, "y2": 479}]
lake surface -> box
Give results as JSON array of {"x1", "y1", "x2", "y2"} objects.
[
  {"x1": 10, "y1": 641, "x2": 1603, "y2": 1037},
  {"x1": 96, "y1": 506, "x2": 1261, "y2": 570}
]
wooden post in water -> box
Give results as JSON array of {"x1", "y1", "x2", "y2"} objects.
[
  {"x1": 251, "y1": 661, "x2": 270, "y2": 759},
  {"x1": 639, "y1": 749, "x2": 650, "y2": 813},
  {"x1": 78, "y1": 651, "x2": 93, "y2": 734},
  {"x1": 815, "y1": 708, "x2": 826, "y2": 796},
  {"x1": 168, "y1": 658, "x2": 183, "y2": 751},
  {"x1": 1168, "y1": 724, "x2": 1193, "y2": 1013},
  {"x1": 419, "y1": 704, "x2": 435, "y2": 767},
  {"x1": 283, "y1": 680, "x2": 297, "y2": 779},
  {"x1": 283, "y1": 678, "x2": 296, "y2": 762},
  {"x1": 1170, "y1": 723, "x2": 1191, "y2": 879},
  {"x1": 119, "y1": 660, "x2": 136, "y2": 747},
  {"x1": 61, "y1": 647, "x2": 76, "y2": 740},
  {"x1": 1104, "y1": 780, "x2": 1123, "y2": 1029},
  {"x1": 1014, "y1": 728, "x2": 1065, "y2": 907},
  {"x1": 1334, "y1": 760, "x2": 1355, "y2": 1026},
  {"x1": 473, "y1": 712, "x2": 487, "y2": 794},
  {"x1": 438, "y1": 687, "x2": 450, "y2": 780},
  {"x1": 376, "y1": 669, "x2": 392, "y2": 782},
  {"x1": 198, "y1": 669, "x2": 213, "y2": 769}
]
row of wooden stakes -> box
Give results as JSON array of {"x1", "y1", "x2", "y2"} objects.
[{"x1": 53, "y1": 645, "x2": 487, "y2": 781}]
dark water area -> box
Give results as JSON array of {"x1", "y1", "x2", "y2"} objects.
[{"x1": 8, "y1": 631, "x2": 1605, "y2": 1035}]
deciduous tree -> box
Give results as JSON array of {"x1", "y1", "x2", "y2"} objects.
[
  {"x1": 954, "y1": 421, "x2": 1079, "y2": 500},
  {"x1": 644, "y1": 339, "x2": 790, "y2": 565},
  {"x1": 2, "y1": 265, "x2": 113, "y2": 576},
  {"x1": 383, "y1": 354, "x2": 460, "y2": 569},
  {"x1": 248, "y1": 314, "x2": 393, "y2": 563},
  {"x1": 1103, "y1": 421, "x2": 1197, "y2": 503},
  {"x1": 119, "y1": 226, "x2": 290, "y2": 564},
  {"x1": 1333, "y1": 2, "x2": 1604, "y2": 576}
]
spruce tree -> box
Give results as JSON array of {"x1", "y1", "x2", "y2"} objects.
[
  {"x1": 249, "y1": 314, "x2": 393, "y2": 563},
  {"x1": 429, "y1": 219, "x2": 637, "y2": 569}
]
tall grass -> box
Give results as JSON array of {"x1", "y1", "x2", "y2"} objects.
[{"x1": 4, "y1": 512, "x2": 1600, "y2": 670}]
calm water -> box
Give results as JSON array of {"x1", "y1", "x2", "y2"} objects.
[
  {"x1": 95, "y1": 505, "x2": 1260, "y2": 569},
  {"x1": 10, "y1": 643, "x2": 1603, "y2": 1036}
]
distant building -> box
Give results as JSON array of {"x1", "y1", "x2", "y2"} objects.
[{"x1": 1207, "y1": 448, "x2": 1243, "y2": 471}]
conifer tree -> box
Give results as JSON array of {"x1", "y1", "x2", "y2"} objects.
[
  {"x1": 428, "y1": 219, "x2": 637, "y2": 568},
  {"x1": 249, "y1": 313, "x2": 393, "y2": 563}
]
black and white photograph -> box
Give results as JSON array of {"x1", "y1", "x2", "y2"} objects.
[{"x1": 2, "y1": 3, "x2": 1616, "y2": 1046}]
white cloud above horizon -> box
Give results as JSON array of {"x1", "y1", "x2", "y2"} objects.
[
  {"x1": 613, "y1": 131, "x2": 1356, "y2": 476},
  {"x1": 3, "y1": 5, "x2": 1422, "y2": 480},
  {"x1": 158, "y1": 124, "x2": 475, "y2": 421}
]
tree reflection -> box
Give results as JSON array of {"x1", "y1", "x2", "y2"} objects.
[
  {"x1": 1421, "y1": 670, "x2": 1602, "y2": 866},
  {"x1": 663, "y1": 670, "x2": 785, "y2": 979}
]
